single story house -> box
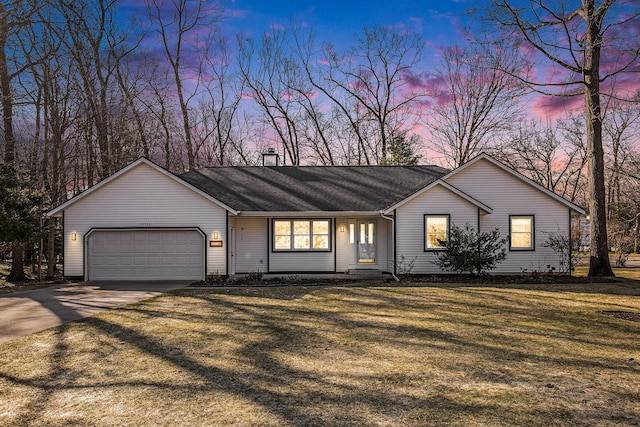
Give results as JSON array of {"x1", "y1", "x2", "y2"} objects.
[{"x1": 48, "y1": 152, "x2": 585, "y2": 281}]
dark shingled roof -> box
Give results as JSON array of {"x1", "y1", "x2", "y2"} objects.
[{"x1": 179, "y1": 165, "x2": 450, "y2": 212}]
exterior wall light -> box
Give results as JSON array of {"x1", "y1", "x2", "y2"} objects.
[
  {"x1": 339, "y1": 225, "x2": 345, "y2": 233},
  {"x1": 213, "y1": 231, "x2": 219, "y2": 240},
  {"x1": 71, "y1": 233, "x2": 77, "y2": 241}
]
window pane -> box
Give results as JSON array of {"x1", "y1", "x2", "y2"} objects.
[
  {"x1": 510, "y1": 217, "x2": 533, "y2": 249},
  {"x1": 313, "y1": 235, "x2": 329, "y2": 249},
  {"x1": 294, "y1": 235, "x2": 310, "y2": 249},
  {"x1": 512, "y1": 218, "x2": 531, "y2": 232},
  {"x1": 274, "y1": 221, "x2": 290, "y2": 235},
  {"x1": 511, "y1": 233, "x2": 531, "y2": 248},
  {"x1": 275, "y1": 235, "x2": 291, "y2": 250},
  {"x1": 349, "y1": 224, "x2": 355, "y2": 244},
  {"x1": 274, "y1": 219, "x2": 331, "y2": 251},
  {"x1": 313, "y1": 220, "x2": 329, "y2": 234},
  {"x1": 293, "y1": 221, "x2": 310, "y2": 235},
  {"x1": 426, "y1": 216, "x2": 448, "y2": 249}
]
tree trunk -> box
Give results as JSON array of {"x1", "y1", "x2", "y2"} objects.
[
  {"x1": 0, "y1": 3, "x2": 15, "y2": 170},
  {"x1": 7, "y1": 245, "x2": 26, "y2": 282},
  {"x1": 584, "y1": 3, "x2": 614, "y2": 277},
  {"x1": 47, "y1": 218, "x2": 56, "y2": 279},
  {"x1": 1, "y1": 3, "x2": 27, "y2": 282}
]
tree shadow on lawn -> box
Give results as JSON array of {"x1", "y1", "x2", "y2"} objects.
[
  {"x1": 199, "y1": 290, "x2": 640, "y2": 423},
  {"x1": 191, "y1": 286, "x2": 640, "y2": 388},
  {"x1": 1, "y1": 313, "x2": 497, "y2": 426},
  {"x1": 329, "y1": 286, "x2": 640, "y2": 354},
  {"x1": 395, "y1": 275, "x2": 640, "y2": 296},
  {"x1": 2, "y1": 284, "x2": 639, "y2": 426}
]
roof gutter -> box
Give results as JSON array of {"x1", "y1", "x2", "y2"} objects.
[{"x1": 379, "y1": 211, "x2": 399, "y2": 282}]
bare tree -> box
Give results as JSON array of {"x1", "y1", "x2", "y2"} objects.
[
  {"x1": 0, "y1": 0, "x2": 47, "y2": 281},
  {"x1": 197, "y1": 32, "x2": 245, "y2": 165},
  {"x1": 495, "y1": 118, "x2": 587, "y2": 203},
  {"x1": 486, "y1": 0, "x2": 640, "y2": 276},
  {"x1": 237, "y1": 29, "x2": 305, "y2": 165},
  {"x1": 294, "y1": 25, "x2": 426, "y2": 164},
  {"x1": 54, "y1": 0, "x2": 143, "y2": 181},
  {"x1": 23, "y1": 3, "x2": 78, "y2": 279},
  {"x1": 146, "y1": 0, "x2": 221, "y2": 170},
  {"x1": 427, "y1": 43, "x2": 524, "y2": 168},
  {"x1": 602, "y1": 101, "x2": 640, "y2": 214}
]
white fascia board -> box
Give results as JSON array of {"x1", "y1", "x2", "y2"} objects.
[
  {"x1": 47, "y1": 157, "x2": 238, "y2": 217},
  {"x1": 442, "y1": 153, "x2": 587, "y2": 215},
  {"x1": 382, "y1": 180, "x2": 493, "y2": 215},
  {"x1": 237, "y1": 211, "x2": 382, "y2": 217}
]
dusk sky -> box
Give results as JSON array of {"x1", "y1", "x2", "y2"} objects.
[
  {"x1": 218, "y1": 0, "x2": 469, "y2": 49},
  {"x1": 114, "y1": 0, "x2": 640, "y2": 159},
  {"x1": 120, "y1": 0, "x2": 472, "y2": 71}
]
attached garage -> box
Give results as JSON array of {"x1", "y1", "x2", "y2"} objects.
[{"x1": 87, "y1": 229, "x2": 205, "y2": 281}]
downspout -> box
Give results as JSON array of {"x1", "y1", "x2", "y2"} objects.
[{"x1": 380, "y1": 211, "x2": 400, "y2": 282}]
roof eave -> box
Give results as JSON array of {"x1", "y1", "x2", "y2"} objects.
[
  {"x1": 382, "y1": 179, "x2": 493, "y2": 215},
  {"x1": 236, "y1": 210, "x2": 383, "y2": 217}
]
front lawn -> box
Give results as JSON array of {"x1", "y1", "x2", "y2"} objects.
[{"x1": 0, "y1": 282, "x2": 639, "y2": 426}]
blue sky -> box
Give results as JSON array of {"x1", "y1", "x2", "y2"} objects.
[{"x1": 220, "y1": 0, "x2": 469, "y2": 52}]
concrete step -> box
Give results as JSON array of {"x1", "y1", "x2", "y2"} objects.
[{"x1": 348, "y1": 269, "x2": 382, "y2": 275}]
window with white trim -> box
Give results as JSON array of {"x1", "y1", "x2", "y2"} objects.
[
  {"x1": 510, "y1": 215, "x2": 534, "y2": 250},
  {"x1": 424, "y1": 215, "x2": 450, "y2": 250},
  {"x1": 273, "y1": 219, "x2": 331, "y2": 251}
]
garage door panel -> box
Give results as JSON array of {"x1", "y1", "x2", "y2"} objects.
[{"x1": 89, "y1": 230, "x2": 204, "y2": 281}]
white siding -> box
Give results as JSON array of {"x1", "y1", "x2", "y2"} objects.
[
  {"x1": 335, "y1": 218, "x2": 351, "y2": 273},
  {"x1": 269, "y1": 251, "x2": 335, "y2": 272},
  {"x1": 377, "y1": 217, "x2": 389, "y2": 272},
  {"x1": 235, "y1": 217, "x2": 268, "y2": 273},
  {"x1": 395, "y1": 185, "x2": 480, "y2": 274},
  {"x1": 63, "y1": 163, "x2": 228, "y2": 278},
  {"x1": 385, "y1": 218, "x2": 394, "y2": 273},
  {"x1": 445, "y1": 158, "x2": 571, "y2": 273}
]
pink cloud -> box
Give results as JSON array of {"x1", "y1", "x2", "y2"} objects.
[{"x1": 530, "y1": 95, "x2": 583, "y2": 118}]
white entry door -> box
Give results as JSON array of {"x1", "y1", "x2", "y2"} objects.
[{"x1": 357, "y1": 221, "x2": 376, "y2": 264}]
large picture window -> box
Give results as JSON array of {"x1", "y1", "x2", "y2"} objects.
[
  {"x1": 424, "y1": 214, "x2": 450, "y2": 250},
  {"x1": 510, "y1": 215, "x2": 534, "y2": 250},
  {"x1": 273, "y1": 219, "x2": 331, "y2": 251}
]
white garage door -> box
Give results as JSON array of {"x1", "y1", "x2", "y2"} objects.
[{"x1": 88, "y1": 230, "x2": 204, "y2": 281}]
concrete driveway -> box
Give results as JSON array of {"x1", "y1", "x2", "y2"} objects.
[{"x1": 0, "y1": 281, "x2": 190, "y2": 344}]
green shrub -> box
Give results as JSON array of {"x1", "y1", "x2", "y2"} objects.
[{"x1": 434, "y1": 223, "x2": 507, "y2": 276}]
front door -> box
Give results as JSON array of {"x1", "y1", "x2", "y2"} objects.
[{"x1": 357, "y1": 221, "x2": 376, "y2": 264}]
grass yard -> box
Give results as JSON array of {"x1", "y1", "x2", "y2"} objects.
[{"x1": 0, "y1": 281, "x2": 639, "y2": 426}]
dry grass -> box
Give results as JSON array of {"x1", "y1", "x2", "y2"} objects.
[{"x1": 0, "y1": 281, "x2": 639, "y2": 426}]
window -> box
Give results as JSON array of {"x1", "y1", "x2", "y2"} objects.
[
  {"x1": 424, "y1": 215, "x2": 450, "y2": 250},
  {"x1": 273, "y1": 219, "x2": 331, "y2": 251},
  {"x1": 510, "y1": 215, "x2": 534, "y2": 250}
]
